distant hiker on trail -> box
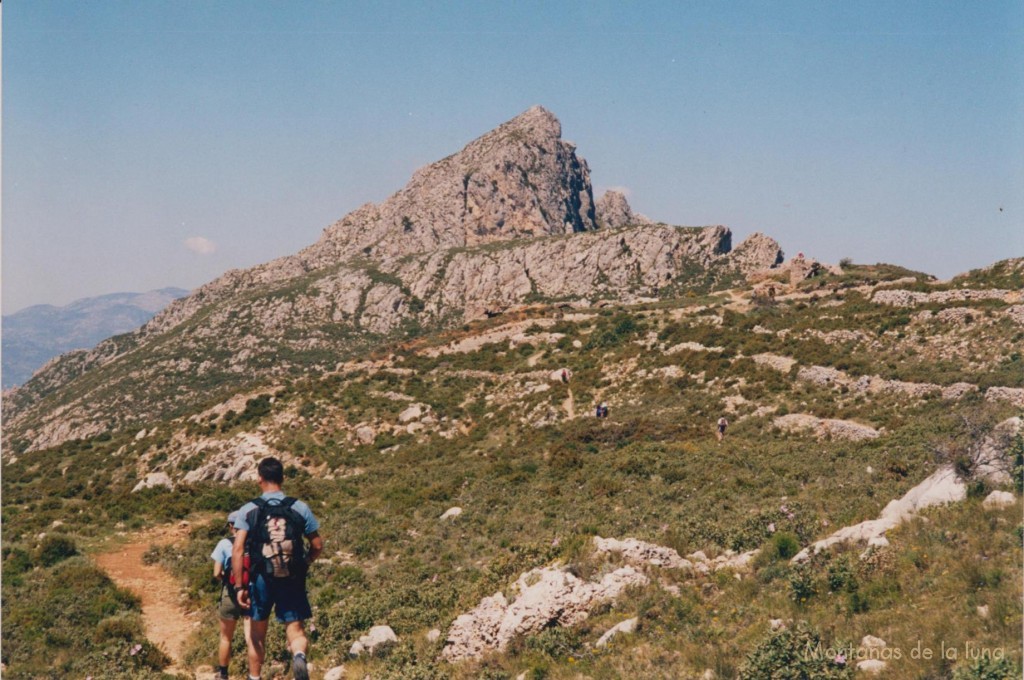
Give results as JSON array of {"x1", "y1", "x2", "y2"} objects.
[
  {"x1": 599, "y1": 403, "x2": 609, "y2": 419},
  {"x1": 561, "y1": 368, "x2": 569, "y2": 383},
  {"x1": 211, "y1": 511, "x2": 251, "y2": 680},
  {"x1": 233, "y1": 458, "x2": 324, "y2": 680},
  {"x1": 717, "y1": 416, "x2": 728, "y2": 441},
  {"x1": 595, "y1": 403, "x2": 603, "y2": 418}
]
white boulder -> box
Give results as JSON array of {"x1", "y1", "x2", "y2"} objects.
[
  {"x1": 982, "y1": 490, "x2": 1015, "y2": 510},
  {"x1": 349, "y1": 625, "x2": 398, "y2": 657},
  {"x1": 595, "y1": 617, "x2": 638, "y2": 647},
  {"x1": 324, "y1": 666, "x2": 346, "y2": 680},
  {"x1": 398, "y1": 404, "x2": 423, "y2": 423},
  {"x1": 857, "y1": 659, "x2": 887, "y2": 674},
  {"x1": 131, "y1": 471, "x2": 173, "y2": 493},
  {"x1": 440, "y1": 507, "x2": 463, "y2": 521}
]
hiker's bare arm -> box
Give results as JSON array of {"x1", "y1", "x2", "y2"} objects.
[
  {"x1": 306, "y1": 531, "x2": 323, "y2": 564},
  {"x1": 233, "y1": 528, "x2": 249, "y2": 606},
  {"x1": 213, "y1": 561, "x2": 223, "y2": 579}
]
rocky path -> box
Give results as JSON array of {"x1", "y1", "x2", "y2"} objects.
[{"x1": 94, "y1": 522, "x2": 197, "y2": 674}]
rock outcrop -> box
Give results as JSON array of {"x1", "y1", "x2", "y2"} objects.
[
  {"x1": 442, "y1": 565, "x2": 647, "y2": 662},
  {"x1": 773, "y1": 414, "x2": 880, "y2": 441},
  {"x1": 595, "y1": 190, "x2": 649, "y2": 229}
]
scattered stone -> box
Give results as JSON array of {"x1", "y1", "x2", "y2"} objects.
[
  {"x1": 861, "y1": 635, "x2": 886, "y2": 650},
  {"x1": 595, "y1": 617, "x2": 639, "y2": 647},
  {"x1": 324, "y1": 666, "x2": 346, "y2": 680},
  {"x1": 355, "y1": 425, "x2": 376, "y2": 445},
  {"x1": 982, "y1": 490, "x2": 1015, "y2": 510},
  {"x1": 857, "y1": 659, "x2": 887, "y2": 674},
  {"x1": 440, "y1": 507, "x2": 463, "y2": 521},
  {"x1": 131, "y1": 471, "x2": 173, "y2": 493},
  {"x1": 349, "y1": 625, "x2": 398, "y2": 657},
  {"x1": 135, "y1": 428, "x2": 148, "y2": 441},
  {"x1": 398, "y1": 404, "x2": 423, "y2": 423},
  {"x1": 769, "y1": 619, "x2": 786, "y2": 631},
  {"x1": 426, "y1": 628, "x2": 441, "y2": 643},
  {"x1": 977, "y1": 605, "x2": 990, "y2": 619}
]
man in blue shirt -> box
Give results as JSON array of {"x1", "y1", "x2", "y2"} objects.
[
  {"x1": 211, "y1": 511, "x2": 250, "y2": 679},
  {"x1": 232, "y1": 458, "x2": 323, "y2": 680}
]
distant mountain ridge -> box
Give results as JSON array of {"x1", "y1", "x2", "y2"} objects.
[
  {"x1": 2, "y1": 288, "x2": 188, "y2": 389},
  {"x1": 3, "y1": 107, "x2": 784, "y2": 452}
]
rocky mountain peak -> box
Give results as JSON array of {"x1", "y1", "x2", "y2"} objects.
[
  {"x1": 595, "y1": 190, "x2": 652, "y2": 229},
  {"x1": 301, "y1": 106, "x2": 596, "y2": 266}
]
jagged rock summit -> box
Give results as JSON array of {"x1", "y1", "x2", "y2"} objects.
[
  {"x1": 4, "y1": 106, "x2": 784, "y2": 453},
  {"x1": 304, "y1": 105, "x2": 598, "y2": 266}
]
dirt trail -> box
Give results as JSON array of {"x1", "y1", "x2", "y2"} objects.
[
  {"x1": 563, "y1": 387, "x2": 575, "y2": 419},
  {"x1": 94, "y1": 522, "x2": 197, "y2": 674}
]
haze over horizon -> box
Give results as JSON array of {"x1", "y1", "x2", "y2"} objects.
[{"x1": 3, "y1": 1, "x2": 1022, "y2": 313}]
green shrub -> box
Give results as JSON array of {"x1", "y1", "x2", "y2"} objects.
[
  {"x1": 952, "y1": 655, "x2": 1021, "y2": 680},
  {"x1": 740, "y1": 623, "x2": 855, "y2": 679},
  {"x1": 36, "y1": 535, "x2": 78, "y2": 567}
]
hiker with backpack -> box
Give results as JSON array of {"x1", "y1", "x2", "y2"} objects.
[
  {"x1": 211, "y1": 511, "x2": 251, "y2": 680},
  {"x1": 232, "y1": 458, "x2": 324, "y2": 680}
]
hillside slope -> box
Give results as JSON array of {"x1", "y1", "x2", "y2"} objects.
[{"x1": 2, "y1": 260, "x2": 1021, "y2": 679}]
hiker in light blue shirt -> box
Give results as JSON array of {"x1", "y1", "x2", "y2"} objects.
[{"x1": 211, "y1": 511, "x2": 250, "y2": 680}]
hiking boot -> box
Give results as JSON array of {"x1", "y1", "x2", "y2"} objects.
[{"x1": 292, "y1": 653, "x2": 309, "y2": 680}]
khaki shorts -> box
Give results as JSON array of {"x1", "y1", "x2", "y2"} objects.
[{"x1": 219, "y1": 586, "x2": 244, "y2": 620}]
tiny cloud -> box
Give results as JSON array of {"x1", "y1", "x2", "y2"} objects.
[{"x1": 184, "y1": 236, "x2": 216, "y2": 255}]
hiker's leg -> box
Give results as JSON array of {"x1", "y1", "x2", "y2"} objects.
[
  {"x1": 218, "y1": 618, "x2": 237, "y2": 667},
  {"x1": 285, "y1": 619, "x2": 308, "y2": 656},
  {"x1": 247, "y1": 618, "x2": 268, "y2": 677}
]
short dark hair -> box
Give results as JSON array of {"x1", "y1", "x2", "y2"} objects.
[{"x1": 258, "y1": 457, "x2": 284, "y2": 484}]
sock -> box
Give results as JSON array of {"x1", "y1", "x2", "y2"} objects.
[{"x1": 294, "y1": 651, "x2": 306, "y2": 659}]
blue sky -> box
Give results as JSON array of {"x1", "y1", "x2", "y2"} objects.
[{"x1": 3, "y1": 1, "x2": 1022, "y2": 312}]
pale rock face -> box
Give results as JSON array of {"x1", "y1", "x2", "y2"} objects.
[
  {"x1": 593, "y1": 536, "x2": 692, "y2": 570},
  {"x1": 132, "y1": 472, "x2": 173, "y2": 493},
  {"x1": 793, "y1": 466, "x2": 967, "y2": 562},
  {"x1": 774, "y1": 414, "x2": 880, "y2": 441},
  {"x1": 732, "y1": 233, "x2": 785, "y2": 275},
  {"x1": 595, "y1": 617, "x2": 639, "y2": 647},
  {"x1": 442, "y1": 565, "x2": 647, "y2": 661},
  {"x1": 440, "y1": 507, "x2": 463, "y2": 521},
  {"x1": 308, "y1": 106, "x2": 597, "y2": 264},
  {"x1": 982, "y1": 490, "x2": 1016, "y2": 510},
  {"x1": 398, "y1": 404, "x2": 424, "y2": 423},
  {"x1": 596, "y1": 190, "x2": 648, "y2": 229}
]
